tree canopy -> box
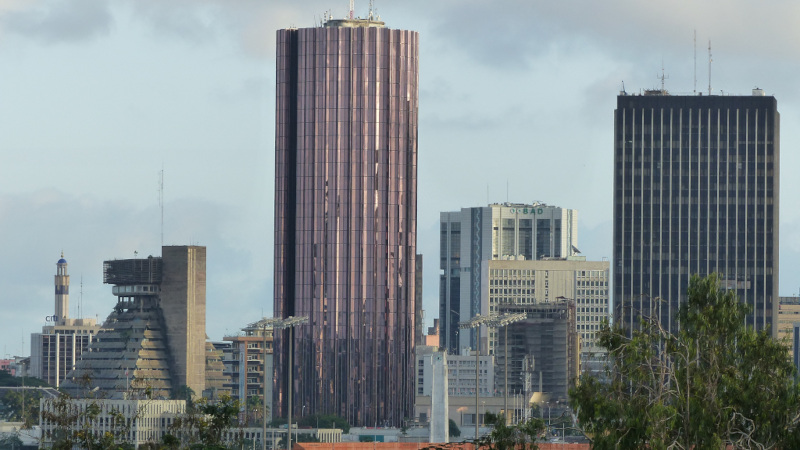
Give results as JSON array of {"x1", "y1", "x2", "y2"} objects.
[{"x1": 570, "y1": 273, "x2": 800, "y2": 449}]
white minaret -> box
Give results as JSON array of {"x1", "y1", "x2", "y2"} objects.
[{"x1": 54, "y1": 252, "x2": 69, "y2": 325}]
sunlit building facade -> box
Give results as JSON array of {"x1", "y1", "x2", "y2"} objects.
[{"x1": 273, "y1": 16, "x2": 418, "y2": 426}]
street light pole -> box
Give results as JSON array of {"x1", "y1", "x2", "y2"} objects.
[
  {"x1": 487, "y1": 313, "x2": 526, "y2": 425},
  {"x1": 248, "y1": 317, "x2": 281, "y2": 450},
  {"x1": 459, "y1": 314, "x2": 493, "y2": 440},
  {"x1": 274, "y1": 316, "x2": 308, "y2": 450}
]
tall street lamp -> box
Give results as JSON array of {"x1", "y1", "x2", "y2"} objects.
[
  {"x1": 485, "y1": 312, "x2": 527, "y2": 425},
  {"x1": 275, "y1": 315, "x2": 309, "y2": 450},
  {"x1": 248, "y1": 317, "x2": 282, "y2": 450},
  {"x1": 458, "y1": 314, "x2": 493, "y2": 440}
]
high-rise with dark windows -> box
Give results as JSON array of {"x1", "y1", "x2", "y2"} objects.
[
  {"x1": 613, "y1": 90, "x2": 779, "y2": 334},
  {"x1": 273, "y1": 15, "x2": 418, "y2": 427}
]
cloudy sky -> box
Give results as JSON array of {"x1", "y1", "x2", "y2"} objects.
[{"x1": 2, "y1": 0, "x2": 799, "y2": 356}]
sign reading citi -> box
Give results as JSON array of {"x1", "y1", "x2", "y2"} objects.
[
  {"x1": 508, "y1": 207, "x2": 545, "y2": 215},
  {"x1": 45, "y1": 315, "x2": 59, "y2": 322}
]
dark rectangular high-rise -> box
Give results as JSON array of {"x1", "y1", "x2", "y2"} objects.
[
  {"x1": 274, "y1": 17, "x2": 418, "y2": 427},
  {"x1": 613, "y1": 91, "x2": 779, "y2": 334}
]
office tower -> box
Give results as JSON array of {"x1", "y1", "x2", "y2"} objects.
[
  {"x1": 29, "y1": 254, "x2": 100, "y2": 387},
  {"x1": 484, "y1": 258, "x2": 609, "y2": 379},
  {"x1": 439, "y1": 202, "x2": 578, "y2": 354},
  {"x1": 613, "y1": 90, "x2": 779, "y2": 334},
  {"x1": 273, "y1": 14, "x2": 418, "y2": 427},
  {"x1": 62, "y1": 246, "x2": 208, "y2": 398}
]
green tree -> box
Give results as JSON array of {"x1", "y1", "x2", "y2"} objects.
[
  {"x1": 297, "y1": 413, "x2": 351, "y2": 433},
  {"x1": 478, "y1": 414, "x2": 545, "y2": 450},
  {"x1": 41, "y1": 394, "x2": 134, "y2": 450},
  {"x1": 0, "y1": 390, "x2": 43, "y2": 427},
  {"x1": 169, "y1": 394, "x2": 241, "y2": 449},
  {"x1": 570, "y1": 273, "x2": 800, "y2": 449},
  {"x1": 448, "y1": 419, "x2": 461, "y2": 438}
]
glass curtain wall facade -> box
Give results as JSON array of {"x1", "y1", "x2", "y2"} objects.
[
  {"x1": 613, "y1": 93, "x2": 779, "y2": 335},
  {"x1": 274, "y1": 21, "x2": 418, "y2": 427}
]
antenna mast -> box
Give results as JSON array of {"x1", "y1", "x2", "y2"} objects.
[
  {"x1": 693, "y1": 30, "x2": 697, "y2": 94},
  {"x1": 349, "y1": 0, "x2": 354, "y2": 19},
  {"x1": 658, "y1": 59, "x2": 669, "y2": 93},
  {"x1": 708, "y1": 40, "x2": 712, "y2": 96},
  {"x1": 159, "y1": 168, "x2": 164, "y2": 247}
]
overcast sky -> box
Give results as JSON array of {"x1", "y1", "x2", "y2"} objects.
[{"x1": 2, "y1": 0, "x2": 799, "y2": 357}]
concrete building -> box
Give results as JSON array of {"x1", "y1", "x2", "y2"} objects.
[
  {"x1": 496, "y1": 301, "x2": 579, "y2": 403},
  {"x1": 778, "y1": 296, "x2": 800, "y2": 353},
  {"x1": 484, "y1": 258, "x2": 610, "y2": 375},
  {"x1": 205, "y1": 341, "x2": 231, "y2": 398},
  {"x1": 29, "y1": 254, "x2": 101, "y2": 387},
  {"x1": 222, "y1": 322, "x2": 274, "y2": 420},
  {"x1": 415, "y1": 345, "x2": 493, "y2": 398},
  {"x1": 614, "y1": 91, "x2": 779, "y2": 335},
  {"x1": 273, "y1": 12, "x2": 418, "y2": 426},
  {"x1": 61, "y1": 246, "x2": 208, "y2": 399},
  {"x1": 439, "y1": 202, "x2": 579, "y2": 354},
  {"x1": 39, "y1": 398, "x2": 185, "y2": 447}
]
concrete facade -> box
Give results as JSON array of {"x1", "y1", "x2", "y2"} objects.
[
  {"x1": 161, "y1": 245, "x2": 207, "y2": 397},
  {"x1": 61, "y1": 246, "x2": 208, "y2": 399},
  {"x1": 483, "y1": 258, "x2": 609, "y2": 375},
  {"x1": 222, "y1": 323, "x2": 274, "y2": 420},
  {"x1": 39, "y1": 398, "x2": 185, "y2": 447}
]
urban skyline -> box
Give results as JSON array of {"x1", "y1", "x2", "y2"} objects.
[{"x1": 3, "y1": 1, "x2": 800, "y2": 355}]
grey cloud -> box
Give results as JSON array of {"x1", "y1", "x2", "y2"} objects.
[{"x1": 0, "y1": 0, "x2": 112, "y2": 43}]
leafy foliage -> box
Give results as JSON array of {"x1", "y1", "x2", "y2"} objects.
[
  {"x1": 478, "y1": 414, "x2": 545, "y2": 450},
  {"x1": 448, "y1": 418, "x2": 461, "y2": 438},
  {"x1": 0, "y1": 389, "x2": 44, "y2": 427},
  {"x1": 41, "y1": 394, "x2": 135, "y2": 450},
  {"x1": 169, "y1": 394, "x2": 241, "y2": 449},
  {"x1": 297, "y1": 413, "x2": 351, "y2": 433},
  {"x1": 570, "y1": 273, "x2": 800, "y2": 449},
  {"x1": 0, "y1": 370, "x2": 49, "y2": 387}
]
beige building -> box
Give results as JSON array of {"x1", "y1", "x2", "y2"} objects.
[
  {"x1": 223, "y1": 323, "x2": 274, "y2": 418},
  {"x1": 778, "y1": 296, "x2": 800, "y2": 351},
  {"x1": 483, "y1": 257, "x2": 610, "y2": 372},
  {"x1": 29, "y1": 254, "x2": 101, "y2": 387},
  {"x1": 39, "y1": 398, "x2": 185, "y2": 447}
]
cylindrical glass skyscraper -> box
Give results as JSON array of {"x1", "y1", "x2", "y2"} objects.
[{"x1": 274, "y1": 17, "x2": 418, "y2": 427}]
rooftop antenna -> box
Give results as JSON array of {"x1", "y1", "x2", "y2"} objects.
[
  {"x1": 693, "y1": 30, "x2": 697, "y2": 94},
  {"x1": 658, "y1": 59, "x2": 669, "y2": 93},
  {"x1": 708, "y1": 40, "x2": 712, "y2": 96},
  {"x1": 158, "y1": 168, "x2": 164, "y2": 247},
  {"x1": 349, "y1": 0, "x2": 354, "y2": 19},
  {"x1": 369, "y1": 0, "x2": 375, "y2": 20},
  {"x1": 79, "y1": 275, "x2": 83, "y2": 319}
]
